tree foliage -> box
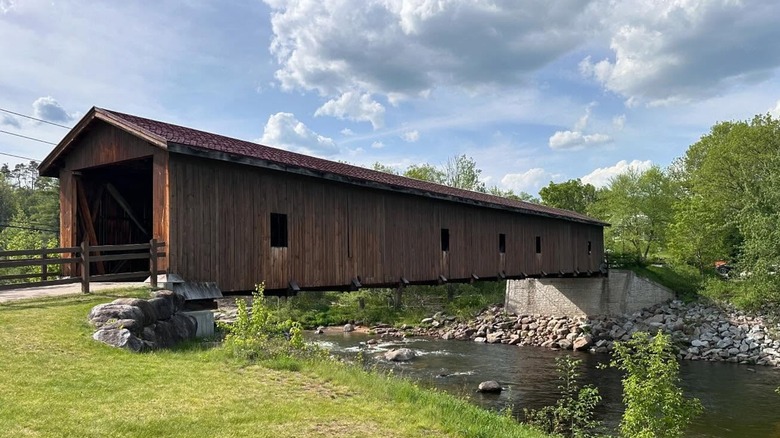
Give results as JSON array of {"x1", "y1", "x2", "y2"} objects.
[
  {"x1": 611, "y1": 332, "x2": 703, "y2": 438},
  {"x1": 539, "y1": 179, "x2": 597, "y2": 214}
]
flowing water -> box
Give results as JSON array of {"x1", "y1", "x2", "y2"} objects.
[{"x1": 309, "y1": 331, "x2": 780, "y2": 437}]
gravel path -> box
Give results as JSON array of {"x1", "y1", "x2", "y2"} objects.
[{"x1": 0, "y1": 282, "x2": 147, "y2": 303}]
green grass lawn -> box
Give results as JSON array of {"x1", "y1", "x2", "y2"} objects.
[{"x1": 0, "y1": 288, "x2": 548, "y2": 438}]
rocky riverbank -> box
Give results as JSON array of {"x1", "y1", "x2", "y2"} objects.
[{"x1": 364, "y1": 300, "x2": 780, "y2": 367}]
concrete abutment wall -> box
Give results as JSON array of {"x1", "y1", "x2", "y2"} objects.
[{"x1": 505, "y1": 270, "x2": 674, "y2": 317}]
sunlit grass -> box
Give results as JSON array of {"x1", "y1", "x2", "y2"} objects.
[{"x1": 0, "y1": 289, "x2": 548, "y2": 438}]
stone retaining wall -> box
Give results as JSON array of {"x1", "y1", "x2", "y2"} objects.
[{"x1": 505, "y1": 270, "x2": 674, "y2": 317}]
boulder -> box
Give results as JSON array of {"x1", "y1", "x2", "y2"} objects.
[
  {"x1": 169, "y1": 313, "x2": 197, "y2": 342},
  {"x1": 314, "y1": 326, "x2": 325, "y2": 334},
  {"x1": 153, "y1": 320, "x2": 177, "y2": 348},
  {"x1": 477, "y1": 380, "x2": 502, "y2": 393},
  {"x1": 486, "y1": 331, "x2": 503, "y2": 344},
  {"x1": 343, "y1": 323, "x2": 355, "y2": 332},
  {"x1": 88, "y1": 303, "x2": 145, "y2": 328},
  {"x1": 557, "y1": 339, "x2": 573, "y2": 350},
  {"x1": 151, "y1": 290, "x2": 185, "y2": 314},
  {"x1": 573, "y1": 335, "x2": 592, "y2": 351},
  {"x1": 93, "y1": 328, "x2": 145, "y2": 352},
  {"x1": 99, "y1": 318, "x2": 143, "y2": 335},
  {"x1": 385, "y1": 348, "x2": 416, "y2": 361},
  {"x1": 148, "y1": 297, "x2": 173, "y2": 321},
  {"x1": 111, "y1": 298, "x2": 157, "y2": 325}
]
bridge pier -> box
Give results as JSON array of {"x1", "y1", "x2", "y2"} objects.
[{"x1": 504, "y1": 269, "x2": 673, "y2": 317}]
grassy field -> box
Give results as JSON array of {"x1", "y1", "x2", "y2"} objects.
[{"x1": 0, "y1": 288, "x2": 548, "y2": 438}]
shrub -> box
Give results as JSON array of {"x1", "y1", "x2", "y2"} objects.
[
  {"x1": 610, "y1": 332, "x2": 702, "y2": 438},
  {"x1": 219, "y1": 282, "x2": 318, "y2": 363},
  {"x1": 524, "y1": 356, "x2": 602, "y2": 437}
]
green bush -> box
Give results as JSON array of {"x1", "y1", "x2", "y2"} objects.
[
  {"x1": 524, "y1": 356, "x2": 602, "y2": 438},
  {"x1": 219, "y1": 282, "x2": 319, "y2": 363},
  {"x1": 610, "y1": 332, "x2": 702, "y2": 438}
]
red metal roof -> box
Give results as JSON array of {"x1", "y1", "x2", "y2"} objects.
[{"x1": 97, "y1": 108, "x2": 605, "y2": 226}]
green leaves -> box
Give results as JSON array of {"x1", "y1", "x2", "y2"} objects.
[
  {"x1": 539, "y1": 179, "x2": 597, "y2": 214},
  {"x1": 523, "y1": 356, "x2": 602, "y2": 437},
  {"x1": 610, "y1": 332, "x2": 702, "y2": 438}
]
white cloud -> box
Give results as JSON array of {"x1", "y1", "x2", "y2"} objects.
[
  {"x1": 612, "y1": 114, "x2": 626, "y2": 130},
  {"x1": 548, "y1": 103, "x2": 612, "y2": 150},
  {"x1": 501, "y1": 168, "x2": 550, "y2": 193},
  {"x1": 32, "y1": 96, "x2": 74, "y2": 123},
  {"x1": 0, "y1": 0, "x2": 14, "y2": 14},
  {"x1": 265, "y1": 0, "x2": 594, "y2": 102},
  {"x1": 371, "y1": 141, "x2": 384, "y2": 149},
  {"x1": 0, "y1": 114, "x2": 20, "y2": 128},
  {"x1": 401, "y1": 130, "x2": 419, "y2": 142},
  {"x1": 340, "y1": 128, "x2": 354, "y2": 136},
  {"x1": 258, "y1": 112, "x2": 339, "y2": 157},
  {"x1": 581, "y1": 159, "x2": 653, "y2": 188},
  {"x1": 314, "y1": 91, "x2": 385, "y2": 129},
  {"x1": 769, "y1": 100, "x2": 780, "y2": 118},
  {"x1": 549, "y1": 131, "x2": 612, "y2": 150},
  {"x1": 580, "y1": 0, "x2": 780, "y2": 105}
]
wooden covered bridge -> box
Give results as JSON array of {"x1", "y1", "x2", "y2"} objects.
[{"x1": 39, "y1": 107, "x2": 607, "y2": 294}]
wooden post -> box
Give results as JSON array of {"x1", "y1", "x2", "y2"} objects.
[
  {"x1": 81, "y1": 240, "x2": 90, "y2": 294},
  {"x1": 149, "y1": 238, "x2": 158, "y2": 289},
  {"x1": 393, "y1": 286, "x2": 403, "y2": 310},
  {"x1": 41, "y1": 245, "x2": 48, "y2": 282}
]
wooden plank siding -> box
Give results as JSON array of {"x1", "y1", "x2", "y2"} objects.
[
  {"x1": 56, "y1": 121, "x2": 169, "y2": 273},
  {"x1": 168, "y1": 154, "x2": 604, "y2": 292}
]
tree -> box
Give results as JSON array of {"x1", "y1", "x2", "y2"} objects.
[
  {"x1": 487, "y1": 186, "x2": 539, "y2": 203},
  {"x1": 611, "y1": 332, "x2": 702, "y2": 438},
  {"x1": 592, "y1": 166, "x2": 676, "y2": 263},
  {"x1": 539, "y1": 179, "x2": 597, "y2": 214},
  {"x1": 403, "y1": 163, "x2": 445, "y2": 184},
  {"x1": 443, "y1": 154, "x2": 486, "y2": 192},
  {"x1": 371, "y1": 162, "x2": 398, "y2": 174}
]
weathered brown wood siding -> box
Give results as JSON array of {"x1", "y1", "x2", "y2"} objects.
[
  {"x1": 57, "y1": 121, "x2": 169, "y2": 272},
  {"x1": 168, "y1": 154, "x2": 604, "y2": 292}
]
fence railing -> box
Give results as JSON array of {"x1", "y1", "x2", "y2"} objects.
[{"x1": 0, "y1": 240, "x2": 166, "y2": 294}]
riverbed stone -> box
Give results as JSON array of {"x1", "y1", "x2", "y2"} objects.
[
  {"x1": 343, "y1": 323, "x2": 355, "y2": 332},
  {"x1": 477, "y1": 380, "x2": 502, "y2": 393},
  {"x1": 385, "y1": 348, "x2": 416, "y2": 361}
]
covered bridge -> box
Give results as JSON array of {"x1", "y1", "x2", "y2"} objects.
[{"x1": 39, "y1": 107, "x2": 606, "y2": 294}]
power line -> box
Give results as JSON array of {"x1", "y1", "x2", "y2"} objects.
[
  {"x1": 0, "y1": 108, "x2": 71, "y2": 129},
  {"x1": 0, "y1": 129, "x2": 57, "y2": 145},
  {"x1": 0, "y1": 151, "x2": 41, "y2": 161}
]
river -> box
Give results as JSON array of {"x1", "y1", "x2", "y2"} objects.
[{"x1": 309, "y1": 331, "x2": 780, "y2": 437}]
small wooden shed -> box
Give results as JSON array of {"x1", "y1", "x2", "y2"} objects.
[{"x1": 39, "y1": 107, "x2": 607, "y2": 293}]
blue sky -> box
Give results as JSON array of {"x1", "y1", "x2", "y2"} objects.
[{"x1": 2, "y1": 0, "x2": 780, "y2": 195}]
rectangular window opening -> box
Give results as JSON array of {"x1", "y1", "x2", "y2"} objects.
[
  {"x1": 587, "y1": 240, "x2": 592, "y2": 255},
  {"x1": 499, "y1": 233, "x2": 506, "y2": 254},
  {"x1": 441, "y1": 228, "x2": 450, "y2": 252},
  {"x1": 270, "y1": 212, "x2": 288, "y2": 248},
  {"x1": 535, "y1": 236, "x2": 542, "y2": 254}
]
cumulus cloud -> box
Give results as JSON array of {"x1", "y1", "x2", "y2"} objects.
[
  {"x1": 32, "y1": 96, "x2": 74, "y2": 123},
  {"x1": 401, "y1": 130, "x2": 419, "y2": 142},
  {"x1": 612, "y1": 114, "x2": 626, "y2": 130},
  {"x1": 769, "y1": 101, "x2": 780, "y2": 118},
  {"x1": 258, "y1": 112, "x2": 339, "y2": 157},
  {"x1": 549, "y1": 131, "x2": 612, "y2": 150},
  {"x1": 314, "y1": 91, "x2": 385, "y2": 129},
  {"x1": 581, "y1": 159, "x2": 653, "y2": 188},
  {"x1": 0, "y1": 114, "x2": 20, "y2": 128},
  {"x1": 371, "y1": 141, "x2": 384, "y2": 149},
  {"x1": 580, "y1": 0, "x2": 780, "y2": 105},
  {"x1": 501, "y1": 168, "x2": 550, "y2": 193},
  {"x1": 340, "y1": 128, "x2": 354, "y2": 136},
  {"x1": 0, "y1": 0, "x2": 14, "y2": 14},
  {"x1": 265, "y1": 0, "x2": 593, "y2": 102},
  {"x1": 548, "y1": 104, "x2": 612, "y2": 150}
]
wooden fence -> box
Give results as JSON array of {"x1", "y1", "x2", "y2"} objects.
[{"x1": 0, "y1": 240, "x2": 165, "y2": 294}]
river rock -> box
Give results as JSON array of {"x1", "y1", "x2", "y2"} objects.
[
  {"x1": 88, "y1": 303, "x2": 145, "y2": 328},
  {"x1": 573, "y1": 335, "x2": 592, "y2": 351},
  {"x1": 315, "y1": 326, "x2": 325, "y2": 334},
  {"x1": 93, "y1": 328, "x2": 145, "y2": 352},
  {"x1": 557, "y1": 339, "x2": 573, "y2": 350},
  {"x1": 477, "y1": 380, "x2": 502, "y2": 393},
  {"x1": 385, "y1": 348, "x2": 416, "y2": 361},
  {"x1": 343, "y1": 323, "x2": 355, "y2": 332}
]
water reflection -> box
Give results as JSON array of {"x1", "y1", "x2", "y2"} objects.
[{"x1": 309, "y1": 331, "x2": 780, "y2": 438}]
